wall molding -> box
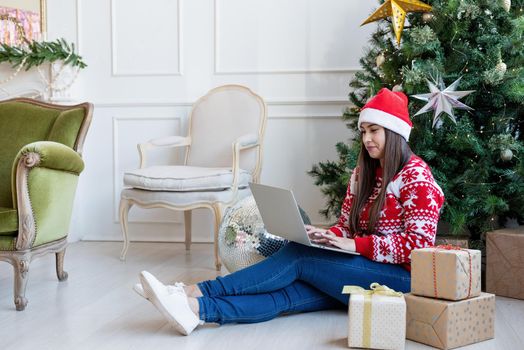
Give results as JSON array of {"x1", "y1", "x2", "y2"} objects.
[
  {"x1": 268, "y1": 115, "x2": 343, "y2": 119},
  {"x1": 112, "y1": 115, "x2": 183, "y2": 224},
  {"x1": 94, "y1": 98, "x2": 351, "y2": 108},
  {"x1": 213, "y1": 0, "x2": 361, "y2": 75},
  {"x1": 97, "y1": 101, "x2": 194, "y2": 108},
  {"x1": 110, "y1": 0, "x2": 183, "y2": 76}
]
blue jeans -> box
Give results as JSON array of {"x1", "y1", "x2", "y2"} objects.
[{"x1": 197, "y1": 242, "x2": 411, "y2": 324}]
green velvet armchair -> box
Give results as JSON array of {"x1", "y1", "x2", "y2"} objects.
[{"x1": 0, "y1": 98, "x2": 93, "y2": 310}]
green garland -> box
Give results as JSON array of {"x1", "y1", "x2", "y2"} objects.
[{"x1": 0, "y1": 38, "x2": 87, "y2": 70}]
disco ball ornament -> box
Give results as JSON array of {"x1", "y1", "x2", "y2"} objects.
[{"x1": 218, "y1": 195, "x2": 311, "y2": 273}]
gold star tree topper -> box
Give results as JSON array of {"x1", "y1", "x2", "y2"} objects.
[{"x1": 361, "y1": 0, "x2": 432, "y2": 44}]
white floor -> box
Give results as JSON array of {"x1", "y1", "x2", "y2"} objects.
[{"x1": 0, "y1": 241, "x2": 522, "y2": 350}]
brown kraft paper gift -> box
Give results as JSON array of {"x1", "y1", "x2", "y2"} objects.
[
  {"x1": 486, "y1": 227, "x2": 524, "y2": 299},
  {"x1": 411, "y1": 246, "x2": 481, "y2": 300},
  {"x1": 405, "y1": 293, "x2": 495, "y2": 350}
]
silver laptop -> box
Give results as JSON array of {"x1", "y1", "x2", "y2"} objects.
[{"x1": 249, "y1": 183, "x2": 359, "y2": 255}]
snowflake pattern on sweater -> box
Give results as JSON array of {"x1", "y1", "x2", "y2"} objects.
[{"x1": 329, "y1": 155, "x2": 444, "y2": 268}]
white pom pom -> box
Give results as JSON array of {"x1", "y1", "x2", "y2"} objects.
[{"x1": 392, "y1": 84, "x2": 403, "y2": 92}]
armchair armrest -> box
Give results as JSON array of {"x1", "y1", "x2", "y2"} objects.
[
  {"x1": 13, "y1": 141, "x2": 85, "y2": 175},
  {"x1": 12, "y1": 141, "x2": 84, "y2": 250},
  {"x1": 144, "y1": 135, "x2": 191, "y2": 148},
  {"x1": 138, "y1": 135, "x2": 191, "y2": 168},
  {"x1": 235, "y1": 133, "x2": 259, "y2": 149}
]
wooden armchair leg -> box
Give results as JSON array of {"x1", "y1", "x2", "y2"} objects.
[
  {"x1": 184, "y1": 210, "x2": 192, "y2": 251},
  {"x1": 212, "y1": 203, "x2": 224, "y2": 271},
  {"x1": 12, "y1": 256, "x2": 30, "y2": 311},
  {"x1": 119, "y1": 198, "x2": 133, "y2": 260},
  {"x1": 56, "y1": 249, "x2": 69, "y2": 281}
]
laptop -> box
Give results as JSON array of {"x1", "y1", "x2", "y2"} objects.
[{"x1": 249, "y1": 183, "x2": 359, "y2": 255}]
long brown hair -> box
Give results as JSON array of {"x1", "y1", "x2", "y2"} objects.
[{"x1": 348, "y1": 129, "x2": 412, "y2": 234}]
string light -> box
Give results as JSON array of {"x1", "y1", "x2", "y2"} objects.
[{"x1": 461, "y1": 174, "x2": 512, "y2": 186}]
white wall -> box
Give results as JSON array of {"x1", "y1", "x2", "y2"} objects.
[{"x1": 43, "y1": 0, "x2": 377, "y2": 243}]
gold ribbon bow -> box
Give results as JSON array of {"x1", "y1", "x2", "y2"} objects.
[
  {"x1": 342, "y1": 282, "x2": 403, "y2": 297},
  {"x1": 342, "y1": 283, "x2": 403, "y2": 348}
]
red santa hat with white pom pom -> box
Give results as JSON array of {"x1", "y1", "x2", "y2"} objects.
[{"x1": 358, "y1": 88, "x2": 413, "y2": 141}]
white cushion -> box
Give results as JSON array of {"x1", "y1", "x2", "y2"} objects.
[
  {"x1": 123, "y1": 166, "x2": 252, "y2": 192},
  {"x1": 121, "y1": 187, "x2": 252, "y2": 207}
]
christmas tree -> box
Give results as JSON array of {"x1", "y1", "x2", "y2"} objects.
[{"x1": 310, "y1": 0, "x2": 524, "y2": 245}]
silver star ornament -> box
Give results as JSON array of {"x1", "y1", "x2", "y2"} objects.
[{"x1": 412, "y1": 76, "x2": 475, "y2": 127}]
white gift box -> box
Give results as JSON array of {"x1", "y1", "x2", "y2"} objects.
[{"x1": 343, "y1": 283, "x2": 406, "y2": 350}]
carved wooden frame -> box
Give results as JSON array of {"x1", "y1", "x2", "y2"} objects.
[
  {"x1": 0, "y1": 238, "x2": 67, "y2": 310},
  {"x1": 0, "y1": 98, "x2": 93, "y2": 310}
]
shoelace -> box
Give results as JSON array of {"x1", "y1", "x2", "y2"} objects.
[{"x1": 166, "y1": 282, "x2": 186, "y2": 294}]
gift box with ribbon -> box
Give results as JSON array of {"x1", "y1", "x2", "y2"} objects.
[
  {"x1": 342, "y1": 283, "x2": 406, "y2": 350},
  {"x1": 410, "y1": 245, "x2": 481, "y2": 301},
  {"x1": 405, "y1": 292, "x2": 495, "y2": 350}
]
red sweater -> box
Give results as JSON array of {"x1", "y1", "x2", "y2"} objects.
[{"x1": 329, "y1": 155, "x2": 444, "y2": 269}]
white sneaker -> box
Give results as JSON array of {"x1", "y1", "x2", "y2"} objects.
[
  {"x1": 139, "y1": 271, "x2": 201, "y2": 336},
  {"x1": 133, "y1": 282, "x2": 186, "y2": 300}
]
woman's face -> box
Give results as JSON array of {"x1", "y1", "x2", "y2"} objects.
[{"x1": 360, "y1": 122, "x2": 386, "y2": 160}]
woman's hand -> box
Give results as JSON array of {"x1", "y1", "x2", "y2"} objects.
[
  {"x1": 305, "y1": 225, "x2": 330, "y2": 244},
  {"x1": 319, "y1": 230, "x2": 357, "y2": 252},
  {"x1": 305, "y1": 225, "x2": 356, "y2": 251}
]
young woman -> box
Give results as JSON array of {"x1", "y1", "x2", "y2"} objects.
[{"x1": 135, "y1": 88, "x2": 445, "y2": 335}]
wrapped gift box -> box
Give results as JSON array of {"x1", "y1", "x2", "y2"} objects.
[
  {"x1": 486, "y1": 227, "x2": 524, "y2": 299},
  {"x1": 411, "y1": 246, "x2": 481, "y2": 300},
  {"x1": 405, "y1": 293, "x2": 495, "y2": 350},
  {"x1": 343, "y1": 284, "x2": 405, "y2": 350}
]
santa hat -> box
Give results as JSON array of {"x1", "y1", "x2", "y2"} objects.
[{"x1": 358, "y1": 88, "x2": 412, "y2": 141}]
